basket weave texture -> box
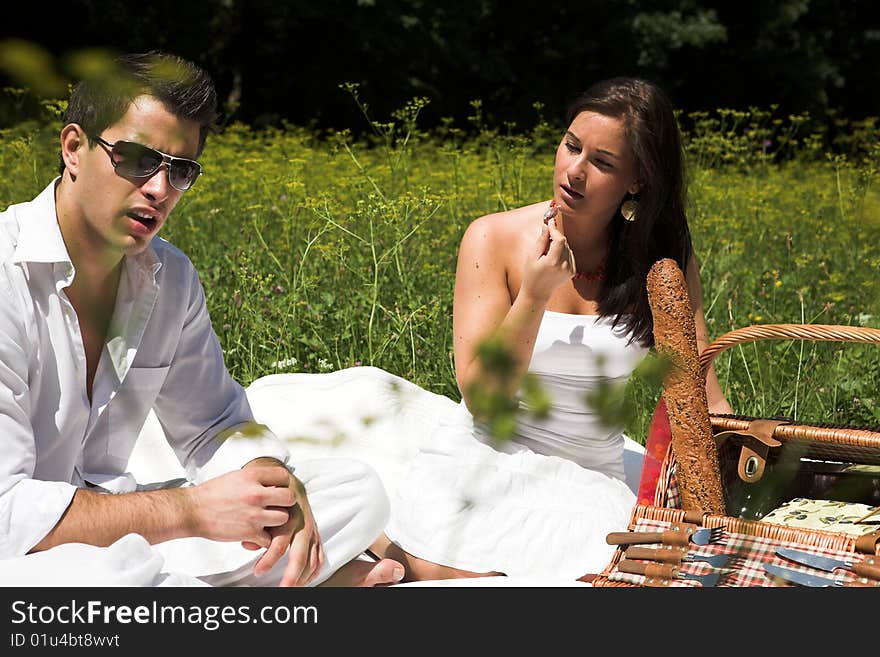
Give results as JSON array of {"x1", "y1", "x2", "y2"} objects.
[
  {"x1": 593, "y1": 504, "x2": 880, "y2": 588},
  {"x1": 655, "y1": 323, "x2": 880, "y2": 508}
]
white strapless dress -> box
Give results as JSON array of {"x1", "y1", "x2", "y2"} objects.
[{"x1": 243, "y1": 312, "x2": 648, "y2": 580}]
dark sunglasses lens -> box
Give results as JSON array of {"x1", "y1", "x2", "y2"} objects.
[
  {"x1": 169, "y1": 160, "x2": 201, "y2": 191},
  {"x1": 112, "y1": 142, "x2": 162, "y2": 177}
]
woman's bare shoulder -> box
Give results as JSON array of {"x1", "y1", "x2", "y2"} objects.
[{"x1": 461, "y1": 201, "x2": 547, "y2": 249}]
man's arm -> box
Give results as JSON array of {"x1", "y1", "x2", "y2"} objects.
[
  {"x1": 143, "y1": 249, "x2": 321, "y2": 584},
  {"x1": 149, "y1": 250, "x2": 291, "y2": 482},
  {"x1": 30, "y1": 464, "x2": 296, "y2": 553}
]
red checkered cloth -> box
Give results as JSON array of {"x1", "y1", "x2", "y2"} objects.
[
  {"x1": 663, "y1": 465, "x2": 682, "y2": 509},
  {"x1": 606, "y1": 517, "x2": 872, "y2": 587}
]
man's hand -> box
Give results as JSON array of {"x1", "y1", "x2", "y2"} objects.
[
  {"x1": 190, "y1": 466, "x2": 297, "y2": 547},
  {"x1": 241, "y1": 459, "x2": 324, "y2": 586}
]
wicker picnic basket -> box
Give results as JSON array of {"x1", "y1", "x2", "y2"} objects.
[
  {"x1": 593, "y1": 259, "x2": 880, "y2": 587},
  {"x1": 655, "y1": 323, "x2": 880, "y2": 515},
  {"x1": 593, "y1": 323, "x2": 880, "y2": 588},
  {"x1": 592, "y1": 502, "x2": 880, "y2": 587}
]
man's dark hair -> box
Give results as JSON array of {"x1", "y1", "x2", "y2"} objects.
[{"x1": 59, "y1": 51, "x2": 218, "y2": 173}]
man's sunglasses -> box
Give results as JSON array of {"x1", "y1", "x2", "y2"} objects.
[{"x1": 92, "y1": 136, "x2": 202, "y2": 192}]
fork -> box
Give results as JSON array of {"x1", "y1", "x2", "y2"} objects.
[
  {"x1": 683, "y1": 551, "x2": 737, "y2": 569},
  {"x1": 616, "y1": 559, "x2": 729, "y2": 587},
  {"x1": 606, "y1": 525, "x2": 726, "y2": 547},
  {"x1": 624, "y1": 545, "x2": 733, "y2": 569}
]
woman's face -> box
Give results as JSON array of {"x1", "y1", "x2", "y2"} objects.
[{"x1": 553, "y1": 110, "x2": 641, "y2": 226}]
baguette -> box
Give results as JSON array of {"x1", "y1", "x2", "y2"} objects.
[{"x1": 646, "y1": 258, "x2": 725, "y2": 514}]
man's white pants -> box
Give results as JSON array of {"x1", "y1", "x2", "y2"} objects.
[
  {"x1": 0, "y1": 458, "x2": 388, "y2": 587},
  {"x1": 154, "y1": 457, "x2": 389, "y2": 586}
]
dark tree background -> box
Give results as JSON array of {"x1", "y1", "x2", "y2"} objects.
[{"x1": 2, "y1": 0, "x2": 879, "y2": 131}]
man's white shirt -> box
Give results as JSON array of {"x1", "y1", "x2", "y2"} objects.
[{"x1": 0, "y1": 180, "x2": 289, "y2": 558}]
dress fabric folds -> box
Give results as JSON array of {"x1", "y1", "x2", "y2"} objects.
[{"x1": 245, "y1": 312, "x2": 648, "y2": 580}]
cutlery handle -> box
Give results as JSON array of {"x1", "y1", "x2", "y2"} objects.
[
  {"x1": 625, "y1": 545, "x2": 687, "y2": 563},
  {"x1": 617, "y1": 559, "x2": 678, "y2": 579},
  {"x1": 606, "y1": 531, "x2": 666, "y2": 545},
  {"x1": 845, "y1": 578, "x2": 880, "y2": 587},
  {"x1": 606, "y1": 529, "x2": 693, "y2": 547},
  {"x1": 851, "y1": 561, "x2": 880, "y2": 580},
  {"x1": 659, "y1": 530, "x2": 695, "y2": 547},
  {"x1": 605, "y1": 525, "x2": 694, "y2": 546}
]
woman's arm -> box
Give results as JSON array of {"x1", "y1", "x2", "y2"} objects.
[{"x1": 453, "y1": 214, "x2": 573, "y2": 414}]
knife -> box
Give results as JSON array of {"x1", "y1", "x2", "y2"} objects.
[
  {"x1": 764, "y1": 563, "x2": 880, "y2": 587},
  {"x1": 776, "y1": 548, "x2": 880, "y2": 579}
]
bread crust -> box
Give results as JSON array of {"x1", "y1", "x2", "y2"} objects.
[{"x1": 647, "y1": 258, "x2": 725, "y2": 514}]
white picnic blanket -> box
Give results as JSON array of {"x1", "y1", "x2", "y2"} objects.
[
  {"x1": 1, "y1": 369, "x2": 644, "y2": 587},
  {"x1": 0, "y1": 533, "x2": 208, "y2": 586}
]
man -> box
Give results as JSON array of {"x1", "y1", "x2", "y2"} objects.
[{"x1": 0, "y1": 51, "x2": 403, "y2": 587}]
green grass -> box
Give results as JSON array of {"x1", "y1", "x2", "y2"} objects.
[{"x1": 2, "y1": 99, "x2": 878, "y2": 444}]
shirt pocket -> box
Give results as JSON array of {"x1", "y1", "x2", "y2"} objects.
[{"x1": 103, "y1": 365, "x2": 171, "y2": 464}]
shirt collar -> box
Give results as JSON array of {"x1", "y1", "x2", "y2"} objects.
[
  {"x1": 11, "y1": 178, "x2": 71, "y2": 266},
  {"x1": 127, "y1": 240, "x2": 163, "y2": 287},
  {"x1": 11, "y1": 178, "x2": 163, "y2": 282}
]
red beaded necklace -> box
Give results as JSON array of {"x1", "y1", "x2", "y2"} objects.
[
  {"x1": 544, "y1": 200, "x2": 608, "y2": 283},
  {"x1": 572, "y1": 256, "x2": 607, "y2": 282}
]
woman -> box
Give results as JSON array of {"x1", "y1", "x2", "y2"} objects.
[{"x1": 247, "y1": 77, "x2": 731, "y2": 582}]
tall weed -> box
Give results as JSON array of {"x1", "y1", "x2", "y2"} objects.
[{"x1": 2, "y1": 96, "x2": 878, "y2": 441}]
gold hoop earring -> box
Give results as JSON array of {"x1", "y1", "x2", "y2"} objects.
[{"x1": 620, "y1": 197, "x2": 638, "y2": 222}]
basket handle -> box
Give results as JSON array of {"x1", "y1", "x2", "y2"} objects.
[{"x1": 699, "y1": 324, "x2": 880, "y2": 379}]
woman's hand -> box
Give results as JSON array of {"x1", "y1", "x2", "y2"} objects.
[{"x1": 520, "y1": 217, "x2": 577, "y2": 303}]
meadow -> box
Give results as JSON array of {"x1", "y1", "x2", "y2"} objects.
[{"x1": 2, "y1": 95, "x2": 878, "y2": 442}]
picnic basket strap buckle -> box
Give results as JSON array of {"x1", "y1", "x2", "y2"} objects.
[
  {"x1": 714, "y1": 419, "x2": 786, "y2": 484},
  {"x1": 855, "y1": 529, "x2": 880, "y2": 555}
]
